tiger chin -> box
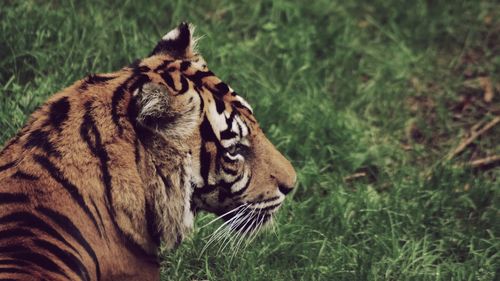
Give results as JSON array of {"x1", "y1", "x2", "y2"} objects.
[{"x1": 0, "y1": 22, "x2": 296, "y2": 281}]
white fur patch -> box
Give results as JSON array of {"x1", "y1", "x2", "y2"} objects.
[
  {"x1": 231, "y1": 168, "x2": 250, "y2": 193},
  {"x1": 234, "y1": 116, "x2": 248, "y2": 137},
  {"x1": 235, "y1": 95, "x2": 253, "y2": 113},
  {"x1": 162, "y1": 28, "x2": 180, "y2": 41},
  {"x1": 251, "y1": 196, "x2": 283, "y2": 209},
  {"x1": 220, "y1": 138, "x2": 238, "y2": 148},
  {"x1": 206, "y1": 101, "x2": 228, "y2": 139},
  {"x1": 225, "y1": 153, "x2": 244, "y2": 161},
  {"x1": 182, "y1": 154, "x2": 195, "y2": 230}
]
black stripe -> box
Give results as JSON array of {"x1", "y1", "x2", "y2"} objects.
[
  {"x1": 134, "y1": 137, "x2": 141, "y2": 165},
  {"x1": 213, "y1": 96, "x2": 226, "y2": 114},
  {"x1": 160, "y1": 72, "x2": 176, "y2": 91},
  {"x1": 0, "y1": 228, "x2": 34, "y2": 240},
  {"x1": 79, "y1": 75, "x2": 116, "y2": 91},
  {"x1": 193, "y1": 184, "x2": 217, "y2": 195},
  {"x1": 0, "y1": 259, "x2": 30, "y2": 267},
  {"x1": 220, "y1": 129, "x2": 238, "y2": 140},
  {"x1": 199, "y1": 142, "x2": 211, "y2": 187},
  {"x1": 248, "y1": 196, "x2": 280, "y2": 205},
  {"x1": 255, "y1": 203, "x2": 281, "y2": 213},
  {"x1": 214, "y1": 140, "x2": 223, "y2": 176},
  {"x1": 221, "y1": 165, "x2": 238, "y2": 176},
  {"x1": 153, "y1": 60, "x2": 174, "y2": 72},
  {"x1": 156, "y1": 167, "x2": 173, "y2": 191},
  {"x1": 33, "y1": 154, "x2": 101, "y2": 237},
  {"x1": 232, "y1": 100, "x2": 253, "y2": 114},
  {"x1": 145, "y1": 201, "x2": 160, "y2": 246},
  {"x1": 80, "y1": 102, "x2": 114, "y2": 222},
  {"x1": 36, "y1": 207, "x2": 100, "y2": 281},
  {"x1": 132, "y1": 63, "x2": 150, "y2": 74},
  {"x1": 200, "y1": 116, "x2": 218, "y2": 142},
  {"x1": 199, "y1": 116, "x2": 219, "y2": 186},
  {"x1": 0, "y1": 193, "x2": 29, "y2": 204},
  {"x1": 126, "y1": 92, "x2": 140, "y2": 126},
  {"x1": 111, "y1": 69, "x2": 148, "y2": 135},
  {"x1": 128, "y1": 74, "x2": 151, "y2": 93},
  {"x1": 0, "y1": 212, "x2": 80, "y2": 256},
  {"x1": 3, "y1": 245, "x2": 69, "y2": 279},
  {"x1": 0, "y1": 267, "x2": 31, "y2": 275},
  {"x1": 33, "y1": 239, "x2": 90, "y2": 281},
  {"x1": 11, "y1": 170, "x2": 39, "y2": 181},
  {"x1": 111, "y1": 84, "x2": 127, "y2": 135},
  {"x1": 48, "y1": 96, "x2": 70, "y2": 131},
  {"x1": 129, "y1": 60, "x2": 151, "y2": 73},
  {"x1": 90, "y1": 198, "x2": 106, "y2": 238},
  {"x1": 180, "y1": 61, "x2": 191, "y2": 71},
  {"x1": 0, "y1": 244, "x2": 30, "y2": 253},
  {"x1": 213, "y1": 82, "x2": 229, "y2": 97},
  {"x1": 195, "y1": 87, "x2": 204, "y2": 115},
  {"x1": 84, "y1": 74, "x2": 116, "y2": 85},
  {"x1": 225, "y1": 109, "x2": 237, "y2": 126},
  {"x1": 176, "y1": 74, "x2": 189, "y2": 95},
  {"x1": 220, "y1": 174, "x2": 243, "y2": 190},
  {"x1": 236, "y1": 121, "x2": 244, "y2": 138},
  {"x1": 24, "y1": 129, "x2": 61, "y2": 158},
  {"x1": 185, "y1": 70, "x2": 215, "y2": 89},
  {"x1": 231, "y1": 174, "x2": 252, "y2": 197},
  {"x1": 0, "y1": 162, "x2": 15, "y2": 173}
]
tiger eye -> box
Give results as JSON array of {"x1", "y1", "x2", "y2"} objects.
[{"x1": 226, "y1": 144, "x2": 237, "y2": 155}]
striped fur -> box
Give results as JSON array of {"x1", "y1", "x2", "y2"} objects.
[{"x1": 0, "y1": 22, "x2": 296, "y2": 281}]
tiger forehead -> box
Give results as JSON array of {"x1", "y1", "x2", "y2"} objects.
[{"x1": 139, "y1": 57, "x2": 255, "y2": 119}]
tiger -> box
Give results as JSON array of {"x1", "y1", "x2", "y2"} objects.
[{"x1": 0, "y1": 22, "x2": 296, "y2": 281}]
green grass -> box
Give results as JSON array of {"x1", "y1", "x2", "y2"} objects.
[{"x1": 1, "y1": 0, "x2": 499, "y2": 280}]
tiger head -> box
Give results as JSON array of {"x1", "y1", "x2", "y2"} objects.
[{"x1": 133, "y1": 23, "x2": 296, "y2": 236}]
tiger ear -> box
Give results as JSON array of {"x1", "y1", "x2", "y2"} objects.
[
  {"x1": 134, "y1": 82, "x2": 174, "y2": 129},
  {"x1": 151, "y1": 22, "x2": 196, "y2": 58}
]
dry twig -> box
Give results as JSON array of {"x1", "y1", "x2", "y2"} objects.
[
  {"x1": 343, "y1": 172, "x2": 367, "y2": 182},
  {"x1": 446, "y1": 116, "x2": 500, "y2": 161},
  {"x1": 469, "y1": 155, "x2": 500, "y2": 168},
  {"x1": 479, "y1": 76, "x2": 494, "y2": 103}
]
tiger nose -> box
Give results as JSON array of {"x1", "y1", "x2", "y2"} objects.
[
  {"x1": 273, "y1": 159, "x2": 297, "y2": 196},
  {"x1": 278, "y1": 183, "x2": 294, "y2": 195}
]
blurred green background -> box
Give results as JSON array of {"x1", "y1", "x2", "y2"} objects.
[{"x1": 1, "y1": 0, "x2": 499, "y2": 280}]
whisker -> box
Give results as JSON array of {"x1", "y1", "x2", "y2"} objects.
[
  {"x1": 245, "y1": 211, "x2": 265, "y2": 250},
  {"x1": 230, "y1": 210, "x2": 257, "y2": 260},
  {"x1": 211, "y1": 204, "x2": 252, "y2": 255},
  {"x1": 218, "y1": 211, "x2": 251, "y2": 254},
  {"x1": 199, "y1": 204, "x2": 246, "y2": 229},
  {"x1": 241, "y1": 210, "x2": 263, "y2": 250},
  {"x1": 201, "y1": 206, "x2": 248, "y2": 256}
]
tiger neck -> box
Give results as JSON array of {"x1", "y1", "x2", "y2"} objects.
[
  {"x1": 109, "y1": 81, "x2": 197, "y2": 251},
  {"x1": 136, "y1": 129, "x2": 195, "y2": 249}
]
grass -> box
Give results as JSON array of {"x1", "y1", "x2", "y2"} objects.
[{"x1": 1, "y1": 0, "x2": 499, "y2": 280}]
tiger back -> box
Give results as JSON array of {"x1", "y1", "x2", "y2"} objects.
[{"x1": 0, "y1": 23, "x2": 296, "y2": 281}]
